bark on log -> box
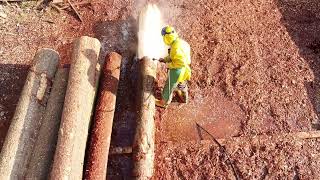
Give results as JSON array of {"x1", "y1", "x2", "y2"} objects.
[
  {"x1": 84, "y1": 52, "x2": 122, "y2": 180},
  {"x1": 0, "y1": 48, "x2": 59, "y2": 179},
  {"x1": 50, "y1": 36, "x2": 101, "y2": 180},
  {"x1": 132, "y1": 57, "x2": 157, "y2": 179},
  {"x1": 25, "y1": 68, "x2": 69, "y2": 180}
]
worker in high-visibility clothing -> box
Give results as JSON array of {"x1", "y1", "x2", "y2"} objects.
[{"x1": 156, "y1": 26, "x2": 191, "y2": 108}]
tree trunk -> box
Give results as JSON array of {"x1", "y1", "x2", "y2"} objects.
[
  {"x1": 132, "y1": 57, "x2": 157, "y2": 179},
  {"x1": 50, "y1": 36, "x2": 101, "y2": 180},
  {"x1": 0, "y1": 48, "x2": 59, "y2": 179},
  {"x1": 25, "y1": 68, "x2": 69, "y2": 180},
  {"x1": 84, "y1": 52, "x2": 122, "y2": 180}
]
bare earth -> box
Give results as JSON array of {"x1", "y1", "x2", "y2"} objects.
[{"x1": 1, "y1": 0, "x2": 320, "y2": 179}]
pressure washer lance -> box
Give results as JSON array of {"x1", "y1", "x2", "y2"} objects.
[{"x1": 152, "y1": 58, "x2": 164, "y2": 62}]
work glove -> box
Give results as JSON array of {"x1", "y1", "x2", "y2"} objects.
[
  {"x1": 152, "y1": 58, "x2": 165, "y2": 63},
  {"x1": 159, "y1": 58, "x2": 165, "y2": 63}
]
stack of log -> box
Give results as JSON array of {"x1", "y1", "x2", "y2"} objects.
[
  {"x1": 0, "y1": 48, "x2": 60, "y2": 179},
  {"x1": 0, "y1": 36, "x2": 105, "y2": 179},
  {"x1": 0, "y1": 36, "x2": 159, "y2": 179}
]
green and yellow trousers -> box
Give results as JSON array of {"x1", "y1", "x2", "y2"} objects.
[{"x1": 162, "y1": 68, "x2": 189, "y2": 104}]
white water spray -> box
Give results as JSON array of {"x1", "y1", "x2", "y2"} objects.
[{"x1": 138, "y1": 4, "x2": 166, "y2": 59}]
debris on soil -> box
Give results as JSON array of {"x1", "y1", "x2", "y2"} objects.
[
  {"x1": 52, "y1": 0, "x2": 63, "y2": 4},
  {"x1": 67, "y1": 0, "x2": 82, "y2": 22},
  {"x1": 50, "y1": 3, "x2": 61, "y2": 13},
  {"x1": 0, "y1": 0, "x2": 22, "y2": 2},
  {"x1": 196, "y1": 123, "x2": 240, "y2": 180},
  {"x1": 59, "y1": 1, "x2": 91, "y2": 10},
  {"x1": 0, "y1": 11, "x2": 7, "y2": 19},
  {"x1": 155, "y1": 138, "x2": 320, "y2": 179}
]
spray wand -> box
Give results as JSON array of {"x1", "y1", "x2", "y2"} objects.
[{"x1": 152, "y1": 58, "x2": 165, "y2": 62}]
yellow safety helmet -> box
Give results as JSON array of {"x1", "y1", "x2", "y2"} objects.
[{"x1": 161, "y1": 26, "x2": 178, "y2": 45}]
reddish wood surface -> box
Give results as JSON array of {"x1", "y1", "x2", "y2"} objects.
[{"x1": 84, "y1": 52, "x2": 122, "y2": 180}]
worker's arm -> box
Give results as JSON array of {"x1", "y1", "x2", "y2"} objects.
[
  {"x1": 166, "y1": 48, "x2": 184, "y2": 69},
  {"x1": 162, "y1": 48, "x2": 172, "y2": 63},
  {"x1": 163, "y1": 55, "x2": 171, "y2": 63}
]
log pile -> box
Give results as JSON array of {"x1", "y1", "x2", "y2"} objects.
[{"x1": 0, "y1": 48, "x2": 59, "y2": 179}]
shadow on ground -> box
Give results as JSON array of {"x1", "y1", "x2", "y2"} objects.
[
  {"x1": 0, "y1": 64, "x2": 29, "y2": 150},
  {"x1": 276, "y1": 0, "x2": 320, "y2": 129}
]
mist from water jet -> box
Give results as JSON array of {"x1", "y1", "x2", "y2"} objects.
[{"x1": 138, "y1": 4, "x2": 166, "y2": 59}]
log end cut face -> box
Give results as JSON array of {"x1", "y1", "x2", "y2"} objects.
[{"x1": 32, "y1": 48, "x2": 60, "y2": 79}]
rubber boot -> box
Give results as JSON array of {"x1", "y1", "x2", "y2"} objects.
[
  {"x1": 156, "y1": 99, "x2": 167, "y2": 108},
  {"x1": 177, "y1": 90, "x2": 188, "y2": 103},
  {"x1": 177, "y1": 82, "x2": 188, "y2": 103}
]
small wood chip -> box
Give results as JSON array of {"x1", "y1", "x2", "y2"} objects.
[
  {"x1": 50, "y1": 3, "x2": 62, "y2": 13},
  {"x1": 43, "y1": 19, "x2": 54, "y2": 24},
  {"x1": 67, "y1": 0, "x2": 82, "y2": 22},
  {"x1": 52, "y1": 0, "x2": 63, "y2": 4},
  {"x1": 0, "y1": 0, "x2": 22, "y2": 2},
  {"x1": 109, "y1": 146, "x2": 133, "y2": 155},
  {"x1": 60, "y1": 1, "x2": 90, "y2": 10},
  {"x1": 0, "y1": 11, "x2": 7, "y2": 19}
]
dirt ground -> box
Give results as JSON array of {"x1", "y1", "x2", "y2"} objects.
[
  {"x1": 1, "y1": 0, "x2": 320, "y2": 179},
  {"x1": 154, "y1": 0, "x2": 320, "y2": 178},
  {"x1": 155, "y1": 137, "x2": 320, "y2": 179}
]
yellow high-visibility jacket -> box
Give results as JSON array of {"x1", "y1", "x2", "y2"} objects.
[{"x1": 164, "y1": 38, "x2": 191, "y2": 82}]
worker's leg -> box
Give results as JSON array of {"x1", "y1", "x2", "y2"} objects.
[
  {"x1": 162, "y1": 68, "x2": 182, "y2": 105},
  {"x1": 177, "y1": 82, "x2": 188, "y2": 103}
]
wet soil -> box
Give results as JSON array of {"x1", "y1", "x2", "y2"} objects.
[
  {"x1": 158, "y1": 87, "x2": 244, "y2": 142},
  {"x1": 1, "y1": 0, "x2": 320, "y2": 179},
  {"x1": 155, "y1": 137, "x2": 320, "y2": 179},
  {"x1": 156, "y1": 0, "x2": 318, "y2": 137},
  {"x1": 154, "y1": 0, "x2": 320, "y2": 178}
]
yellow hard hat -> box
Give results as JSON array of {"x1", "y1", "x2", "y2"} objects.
[{"x1": 161, "y1": 26, "x2": 178, "y2": 45}]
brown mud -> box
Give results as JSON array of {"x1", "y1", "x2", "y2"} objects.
[{"x1": 157, "y1": 88, "x2": 244, "y2": 142}]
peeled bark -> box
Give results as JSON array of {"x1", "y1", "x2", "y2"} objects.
[
  {"x1": 0, "y1": 48, "x2": 59, "y2": 179},
  {"x1": 50, "y1": 36, "x2": 101, "y2": 180},
  {"x1": 132, "y1": 57, "x2": 157, "y2": 179},
  {"x1": 25, "y1": 68, "x2": 69, "y2": 180},
  {"x1": 84, "y1": 52, "x2": 122, "y2": 180}
]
